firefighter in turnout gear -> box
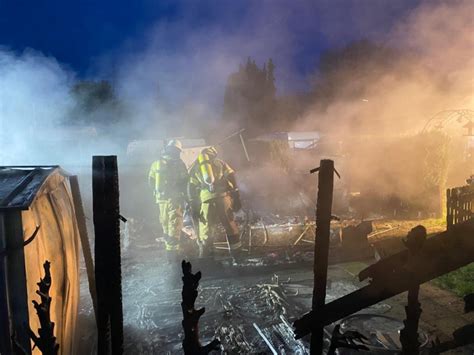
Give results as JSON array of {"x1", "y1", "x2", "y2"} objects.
[
  {"x1": 188, "y1": 146, "x2": 242, "y2": 258},
  {"x1": 148, "y1": 139, "x2": 188, "y2": 261}
]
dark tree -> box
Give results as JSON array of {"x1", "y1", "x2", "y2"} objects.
[
  {"x1": 223, "y1": 58, "x2": 277, "y2": 137},
  {"x1": 72, "y1": 81, "x2": 115, "y2": 112},
  {"x1": 68, "y1": 80, "x2": 125, "y2": 128},
  {"x1": 311, "y1": 39, "x2": 401, "y2": 108}
]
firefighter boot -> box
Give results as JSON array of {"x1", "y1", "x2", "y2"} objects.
[
  {"x1": 227, "y1": 235, "x2": 242, "y2": 264},
  {"x1": 194, "y1": 238, "x2": 216, "y2": 271},
  {"x1": 197, "y1": 239, "x2": 205, "y2": 259}
]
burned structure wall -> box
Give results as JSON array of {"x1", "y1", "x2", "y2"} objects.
[{"x1": 0, "y1": 167, "x2": 80, "y2": 355}]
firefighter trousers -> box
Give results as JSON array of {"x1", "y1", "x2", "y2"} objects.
[
  {"x1": 199, "y1": 195, "x2": 241, "y2": 250},
  {"x1": 157, "y1": 199, "x2": 183, "y2": 251}
]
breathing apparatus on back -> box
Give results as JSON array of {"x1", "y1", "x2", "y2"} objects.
[
  {"x1": 154, "y1": 139, "x2": 184, "y2": 197},
  {"x1": 197, "y1": 146, "x2": 218, "y2": 192}
]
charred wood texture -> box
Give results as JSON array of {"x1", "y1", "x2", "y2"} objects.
[
  {"x1": 93, "y1": 156, "x2": 123, "y2": 354},
  {"x1": 327, "y1": 324, "x2": 368, "y2": 355},
  {"x1": 28, "y1": 261, "x2": 59, "y2": 355},
  {"x1": 11, "y1": 332, "x2": 28, "y2": 355},
  {"x1": 311, "y1": 159, "x2": 334, "y2": 354},
  {"x1": 11, "y1": 261, "x2": 59, "y2": 355},
  {"x1": 400, "y1": 285, "x2": 422, "y2": 354},
  {"x1": 400, "y1": 226, "x2": 426, "y2": 355},
  {"x1": 464, "y1": 293, "x2": 474, "y2": 313},
  {"x1": 181, "y1": 260, "x2": 220, "y2": 354},
  {"x1": 294, "y1": 219, "x2": 474, "y2": 339},
  {"x1": 2, "y1": 210, "x2": 30, "y2": 352}
]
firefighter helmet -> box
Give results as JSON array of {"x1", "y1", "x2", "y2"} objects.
[
  {"x1": 166, "y1": 139, "x2": 183, "y2": 152},
  {"x1": 200, "y1": 146, "x2": 217, "y2": 159}
]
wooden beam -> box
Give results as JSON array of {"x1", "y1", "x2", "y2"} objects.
[
  {"x1": 311, "y1": 159, "x2": 334, "y2": 354},
  {"x1": 93, "y1": 156, "x2": 123, "y2": 354},
  {"x1": 294, "y1": 219, "x2": 474, "y2": 339}
]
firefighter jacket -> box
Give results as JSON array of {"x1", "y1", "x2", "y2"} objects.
[
  {"x1": 148, "y1": 154, "x2": 188, "y2": 203},
  {"x1": 188, "y1": 157, "x2": 236, "y2": 203}
]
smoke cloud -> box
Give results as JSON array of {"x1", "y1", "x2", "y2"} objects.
[
  {"x1": 299, "y1": 0, "x2": 473, "y2": 134},
  {"x1": 0, "y1": 0, "x2": 472, "y2": 217},
  {"x1": 288, "y1": 0, "x2": 474, "y2": 216},
  {"x1": 0, "y1": 49, "x2": 74, "y2": 164}
]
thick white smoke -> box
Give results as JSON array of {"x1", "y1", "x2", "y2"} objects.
[
  {"x1": 0, "y1": 0, "x2": 471, "y2": 191},
  {"x1": 0, "y1": 48, "x2": 75, "y2": 165}
]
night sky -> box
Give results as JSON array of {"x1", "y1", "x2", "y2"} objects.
[{"x1": 0, "y1": 0, "x2": 421, "y2": 89}]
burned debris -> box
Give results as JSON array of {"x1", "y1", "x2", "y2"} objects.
[
  {"x1": 28, "y1": 261, "x2": 60, "y2": 355},
  {"x1": 311, "y1": 159, "x2": 336, "y2": 353},
  {"x1": 2, "y1": 145, "x2": 474, "y2": 355},
  {"x1": 293, "y1": 219, "x2": 474, "y2": 337},
  {"x1": 326, "y1": 324, "x2": 368, "y2": 355},
  {"x1": 181, "y1": 260, "x2": 220, "y2": 354},
  {"x1": 11, "y1": 261, "x2": 59, "y2": 355}
]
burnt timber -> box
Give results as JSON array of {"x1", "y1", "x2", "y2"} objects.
[
  {"x1": 311, "y1": 159, "x2": 334, "y2": 354},
  {"x1": 294, "y1": 218, "x2": 474, "y2": 339},
  {"x1": 93, "y1": 156, "x2": 124, "y2": 354}
]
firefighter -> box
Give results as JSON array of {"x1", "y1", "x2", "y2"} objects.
[
  {"x1": 148, "y1": 139, "x2": 188, "y2": 262},
  {"x1": 188, "y1": 146, "x2": 242, "y2": 258}
]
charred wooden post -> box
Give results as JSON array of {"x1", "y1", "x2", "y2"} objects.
[
  {"x1": 93, "y1": 156, "x2": 123, "y2": 354},
  {"x1": 399, "y1": 226, "x2": 426, "y2": 354},
  {"x1": 181, "y1": 260, "x2": 220, "y2": 354},
  {"x1": 311, "y1": 159, "x2": 335, "y2": 354},
  {"x1": 400, "y1": 285, "x2": 422, "y2": 354},
  {"x1": 28, "y1": 261, "x2": 59, "y2": 355},
  {"x1": 1, "y1": 210, "x2": 30, "y2": 353},
  {"x1": 294, "y1": 219, "x2": 474, "y2": 339}
]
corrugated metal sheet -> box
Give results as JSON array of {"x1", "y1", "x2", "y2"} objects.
[{"x1": 0, "y1": 166, "x2": 58, "y2": 210}]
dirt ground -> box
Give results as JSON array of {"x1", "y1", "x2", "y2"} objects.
[
  {"x1": 367, "y1": 218, "x2": 474, "y2": 354},
  {"x1": 371, "y1": 218, "x2": 446, "y2": 242},
  {"x1": 75, "y1": 218, "x2": 473, "y2": 354},
  {"x1": 338, "y1": 261, "x2": 474, "y2": 354}
]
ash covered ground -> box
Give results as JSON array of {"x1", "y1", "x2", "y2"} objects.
[{"x1": 75, "y1": 221, "x2": 442, "y2": 354}]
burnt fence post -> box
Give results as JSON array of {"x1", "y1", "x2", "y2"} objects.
[
  {"x1": 181, "y1": 260, "x2": 220, "y2": 354},
  {"x1": 311, "y1": 159, "x2": 335, "y2": 354},
  {"x1": 93, "y1": 156, "x2": 123, "y2": 354},
  {"x1": 400, "y1": 226, "x2": 426, "y2": 355}
]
